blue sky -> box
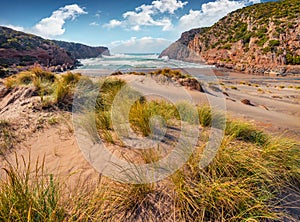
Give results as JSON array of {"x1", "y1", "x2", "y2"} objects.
[{"x1": 0, "y1": 0, "x2": 275, "y2": 53}]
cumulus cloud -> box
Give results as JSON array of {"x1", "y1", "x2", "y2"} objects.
[
  {"x1": 104, "y1": 0, "x2": 187, "y2": 31},
  {"x1": 178, "y1": 0, "x2": 260, "y2": 32},
  {"x1": 103, "y1": 19, "x2": 123, "y2": 29},
  {"x1": 110, "y1": 37, "x2": 172, "y2": 53},
  {"x1": 33, "y1": 4, "x2": 87, "y2": 37},
  {"x1": 152, "y1": 0, "x2": 188, "y2": 13}
]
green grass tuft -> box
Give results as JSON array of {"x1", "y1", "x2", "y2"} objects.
[
  {"x1": 225, "y1": 120, "x2": 269, "y2": 145},
  {"x1": 0, "y1": 157, "x2": 64, "y2": 221}
]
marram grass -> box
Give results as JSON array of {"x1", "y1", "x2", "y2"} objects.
[
  {"x1": 1, "y1": 72, "x2": 299, "y2": 221},
  {"x1": 0, "y1": 135, "x2": 298, "y2": 221}
]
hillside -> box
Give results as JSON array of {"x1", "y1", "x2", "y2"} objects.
[
  {"x1": 160, "y1": 0, "x2": 300, "y2": 75},
  {"x1": 0, "y1": 26, "x2": 110, "y2": 76},
  {"x1": 0, "y1": 26, "x2": 75, "y2": 68},
  {"x1": 52, "y1": 40, "x2": 109, "y2": 59}
]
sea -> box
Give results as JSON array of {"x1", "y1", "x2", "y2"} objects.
[{"x1": 77, "y1": 53, "x2": 211, "y2": 72}]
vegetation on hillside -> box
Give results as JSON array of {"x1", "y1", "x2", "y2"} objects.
[
  {"x1": 160, "y1": 0, "x2": 300, "y2": 73},
  {"x1": 200, "y1": 0, "x2": 300, "y2": 63}
]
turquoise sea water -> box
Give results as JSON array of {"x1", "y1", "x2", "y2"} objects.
[{"x1": 77, "y1": 53, "x2": 212, "y2": 71}]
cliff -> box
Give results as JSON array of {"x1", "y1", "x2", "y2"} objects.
[
  {"x1": 160, "y1": 0, "x2": 300, "y2": 75},
  {"x1": 52, "y1": 40, "x2": 110, "y2": 59},
  {"x1": 160, "y1": 28, "x2": 207, "y2": 63},
  {"x1": 0, "y1": 26, "x2": 75, "y2": 68},
  {"x1": 0, "y1": 26, "x2": 110, "y2": 76}
]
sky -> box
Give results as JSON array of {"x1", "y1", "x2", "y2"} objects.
[{"x1": 0, "y1": 0, "x2": 276, "y2": 53}]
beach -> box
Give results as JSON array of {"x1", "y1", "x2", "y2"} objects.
[{"x1": 72, "y1": 67, "x2": 300, "y2": 139}]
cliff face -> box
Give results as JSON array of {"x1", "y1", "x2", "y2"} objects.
[
  {"x1": 52, "y1": 40, "x2": 110, "y2": 59},
  {"x1": 160, "y1": 28, "x2": 207, "y2": 62},
  {"x1": 160, "y1": 0, "x2": 300, "y2": 75},
  {"x1": 0, "y1": 26, "x2": 76, "y2": 68},
  {"x1": 0, "y1": 26, "x2": 110, "y2": 73}
]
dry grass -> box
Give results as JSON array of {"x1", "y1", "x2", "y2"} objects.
[
  {"x1": 1, "y1": 133, "x2": 298, "y2": 221},
  {"x1": 1, "y1": 72, "x2": 300, "y2": 221}
]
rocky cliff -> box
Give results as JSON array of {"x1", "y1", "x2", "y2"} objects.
[
  {"x1": 52, "y1": 40, "x2": 110, "y2": 59},
  {"x1": 0, "y1": 26, "x2": 76, "y2": 68},
  {"x1": 160, "y1": 0, "x2": 300, "y2": 75},
  {"x1": 0, "y1": 26, "x2": 110, "y2": 76}
]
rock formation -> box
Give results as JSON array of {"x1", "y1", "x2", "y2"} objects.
[
  {"x1": 0, "y1": 26, "x2": 110, "y2": 75},
  {"x1": 160, "y1": 0, "x2": 300, "y2": 75}
]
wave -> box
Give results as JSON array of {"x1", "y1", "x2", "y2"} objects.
[
  {"x1": 103, "y1": 53, "x2": 159, "y2": 60},
  {"x1": 78, "y1": 53, "x2": 212, "y2": 70}
]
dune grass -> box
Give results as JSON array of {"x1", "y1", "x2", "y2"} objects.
[
  {"x1": 225, "y1": 120, "x2": 269, "y2": 145},
  {"x1": 1, "y1": 134, "x2": 298, "y2": 221},
  {"x1": 1, "y1": 71, "x2": 300, "y2": 221},
  {"x1": 0, "y1": 156, "x2": 64, "y2": 221},
  {"x1": 3, "y1": 68, "x2": 83, "y2": 109}
]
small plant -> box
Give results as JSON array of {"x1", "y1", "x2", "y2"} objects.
[
  {"x1": 257, "y1": 88, "x2": 264, "y2": 92},
  {"x1": 279, "y1": 85, "x2": 285, "y2": 89},
  {"x1": 230, "y1": 86, "x2": 238, "y2": 90},
  {"x1": 48, "y1": 117, "x2": 58, "y2": 125}
]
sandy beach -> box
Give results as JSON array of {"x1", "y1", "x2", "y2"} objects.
[{"x1": 73, "y1": 68, "x2": 300, "y2": 139}]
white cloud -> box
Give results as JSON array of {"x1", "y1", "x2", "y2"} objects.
[
  {"x1": 89, "y1": 22, "x2": 99, "y2": 26},
  {"x1": 178, "y1": 0, "x2": 260, "y2": 32},
  {"x1": 248, "y1": 0, "x2": 260, "y2": 3},
  {"x1": 33, "y1": 4, "x2": 87, "y2": 37},
  {"x1": 110, "y1": 37, "x2": 172, "y2": 53},
  {"x1": 103, "y1": 0, "x2": 186, "y2": 31},
  {"x1": 103, "y1": 19, "x2": 123, "y2": 29},
  {"x1": 152, "y1": 0, "x2": 188, "y2": 13},
  {"x1": 2, "y1": 24, "x2": 25, "y2": 32}
]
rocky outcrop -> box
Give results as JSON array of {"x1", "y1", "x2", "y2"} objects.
[
  {"x1": 52, "y1": 40, "x2": 110, "y2": 59},
  {"x1": 160, "y1": 0, "x2": 300, "y2": 75},
  {"x1": 160, "y1": 28, "x2": 206, "y2": 63}
]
